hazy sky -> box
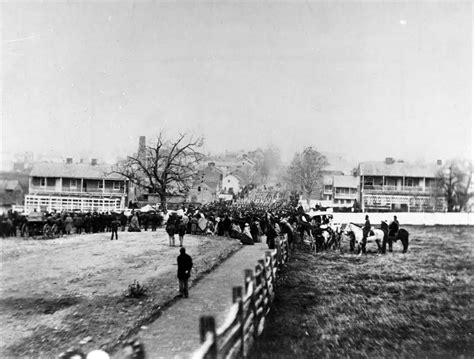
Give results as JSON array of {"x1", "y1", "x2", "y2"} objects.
[{"x1": 1, "y1": 1, "x2": 472, "y2": 164}]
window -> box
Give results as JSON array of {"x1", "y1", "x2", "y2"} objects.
[
  {"x1": 384, "y1": 177, "x2": 397, "y2": 186},
  {"x1": 70, "y1": 179, "x2": 78, "y2": 189},
  {"x1": 113, "y1": 181, "x2": 121, "y2": 190},
  {"x1": 98, "y1": 181, "x2": 104, "y2": 189},
  {"x1": 40, "y1": 178, "x2": 46, "y2": 186},
  {"x1": 336, "y1": 188, "x2": 350, "y2": 195},
  {"x1": 364, "y1": 177, "x2": 374, "y2": 186}
]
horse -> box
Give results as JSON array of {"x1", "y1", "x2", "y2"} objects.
[
  {"x1": 390, "y1": 228, "x2": 409, "y2": 253},
  {"x1": 344, "y1": 222, "x2": 386, "y2": 254}
]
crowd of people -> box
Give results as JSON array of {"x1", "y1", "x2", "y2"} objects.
[
  {"x1": 0, "y1": 198, "x2": 308, "y2": 249},
  {"x1": 0, "y1": 210, "x2": 166, "y2": 238}
]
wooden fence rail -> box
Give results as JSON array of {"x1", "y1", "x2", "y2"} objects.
[{"x1": 191, "y1": 234, "x2": 290, "y2": 359}]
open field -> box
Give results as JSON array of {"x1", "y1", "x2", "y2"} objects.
[
  {"x1": 251, "y1": 226, "x2": 473, "y2": 358},
  {"x1": 0, "y1": 230, "x2": 242, "y2": 358}
]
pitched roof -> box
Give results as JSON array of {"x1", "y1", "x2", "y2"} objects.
[
  {"x1": 0, "y1": 180, "x2": 21, "y2": 191},
  {"x1": 30, "y1": 163, "x2": 126, "y2": 180},
  {"x1": 333, "y1": 175, "x2": 359, "y2": 188},
  {"x1": 323, "y1": 176, "x2": 333, "y2": 186},
  {"x1": 359, "y1": 161, "x2": 441, "y2": 178}
]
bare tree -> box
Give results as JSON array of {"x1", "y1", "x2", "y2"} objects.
[
  {"x1": 436, "y1": 160, "x2": 472, "y2": 212},
  {"x1": 114, "y1": 133, "x2": 204, "y2": 209},
  {"x1": 286, "y1": 147, "x2": 328, "y2": 204}
]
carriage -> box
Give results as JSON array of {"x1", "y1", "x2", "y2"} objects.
[
  {"x1": 21, "y1": 212, "x2": 60, "y2": 239},
  {"x1": 299, "y1": 211, "x2": 342, "y2": 252}
]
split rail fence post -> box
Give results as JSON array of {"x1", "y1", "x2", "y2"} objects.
[
  {"x1": 265, "y1": 251, "x2": 275, "y2": 298},
  {"x1": 232, "y1": 286, "x2": 244, "y2": 357},
  {"x1": 199, "y1": 316, "x2": 217, "y2": 359},
  {"x1": 276, "y1": 241, "x2": 282, "y2": 267},
  {"x1": 258, "y1": 258, "x2": 269, "y2": 314},
  {"x1": 286, "y1": 234, "x2": 291, "y2": 260},
  {"x1": 244, "y1": 268, "x2": 257, "y2": 341}
]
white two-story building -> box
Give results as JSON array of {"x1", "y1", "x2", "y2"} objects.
[{"x1": 25, "y1": 159, "x2": 128, "y2": 212}]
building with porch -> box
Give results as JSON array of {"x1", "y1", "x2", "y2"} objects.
[
  {"x1": 323, "y1": 175, "x2": 359, "y2": 208},
  {"x1": 25, "y1": 159, "x2": 128, "y2": 212},
  {"x1": 358, "y1": 158, "x2": 445, "y2": 212}
]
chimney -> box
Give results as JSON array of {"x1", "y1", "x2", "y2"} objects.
[
  {"x1": 66, "y1": 158, "x2": 73, "y2": 164},
  {"x1": 385, "y1": 157, "x2": 395, "y2": 165},
  {"x1": 138, "y1": 136, "x2": 146, "y2": 155},
  {"x1": 437, "y1": 159, "x2": 442, "y2": 165},
  {"x1": 91, "y1": 158, "x2": 97, "y2": 166}
]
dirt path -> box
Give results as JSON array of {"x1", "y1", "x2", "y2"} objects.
[
  {"x1": 137, "y1": 242, "x2": 269, "y2": 358},
  {"x1": 0, "y1": 230, "x2": 242, "y2": 358}
]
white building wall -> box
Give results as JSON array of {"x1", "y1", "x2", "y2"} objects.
[
  {"x1": 222, "y1": 175, "x2": 240, "y2": 194},
  {"x1": 324, "y1": 212, "x2": 474, "y2": 226}
]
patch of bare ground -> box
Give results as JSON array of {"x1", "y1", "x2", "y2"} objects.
[
  {"x1": 251, "y1": 226, "x2": 473, "y2": 358},
  {"x1": 0, "y1": 230, "x2": 242, "y2": 358}
]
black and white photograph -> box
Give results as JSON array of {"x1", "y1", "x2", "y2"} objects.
[{"x1": 1, "y1": 1, "x2": 473, "y2": 358}]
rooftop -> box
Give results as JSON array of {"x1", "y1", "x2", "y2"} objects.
[
  {"x1": 333, "y1": 175, "x2": 359, "y2": 188},
  {"x1": 323, "y1": 175, "x2": 358, "y2": 188},
  {"x1": 30, "y1": 163, "x2": 126, "y2": 180},
  {"x1": 359, "y1": 161, "x2": 442, "y2": 178},
  {"x1": 0, "y1": 180, "x2": 21, "y2": 191}
]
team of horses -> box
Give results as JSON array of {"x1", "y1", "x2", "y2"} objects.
[{"x1": 295, "y1": 213, "x2": 409, "y2": 255}]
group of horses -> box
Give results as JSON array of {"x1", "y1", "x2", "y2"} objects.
[
  {"x1": 344, "y1": 222, "x2": 409, "y2": 254},
  {"x1": 294, "y1": 213, "x2": 409, "y2": 255}
]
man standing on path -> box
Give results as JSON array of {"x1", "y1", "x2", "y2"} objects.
[
  {"x1": 177, "y1": 247, "x2": 193, "y2": 298},
  {"x1": 111, "y1": 216, "x2": 120, "y2": 240}
]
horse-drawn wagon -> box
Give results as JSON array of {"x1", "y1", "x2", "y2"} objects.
[{"x1": 21, "y1": 211, "x2": 60, "y2": 239}]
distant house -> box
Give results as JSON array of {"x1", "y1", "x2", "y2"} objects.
[
  {"x1": 358, "y1": 158, "x2": 445, "y2": 212},
  {"x1": 322, "y1": 175, "x2": 359, "y2": 207},
  {"x1": 197, "y1": 162, "x2": 223, "y2": 186},
  {"x1": 187, "y1": 162, "x2": 223, "y2": 204},
  {"x1": 210, "y1": 153, "x2": 256, "y2": 176},
  {"x1": 25, "y1": 159, "x2": 128, "y2": 212},
  {"x1": 0, "y1": 179, "x2": 25, "y2": 213},
  {"x1": 222, "y1": 174, "x2": 241, "y2": 195},
  {"x1": 189, "y1": 183, "x2": 218, "y2": 204}
]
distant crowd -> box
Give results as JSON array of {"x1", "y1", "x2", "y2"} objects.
[{"x1": 0, "y1": 199, "x2": 311, "y2": 249}]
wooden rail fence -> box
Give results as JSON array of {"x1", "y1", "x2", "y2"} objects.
[{"x1": 191, "y1": 234, "x2": 290, "y2": 359}]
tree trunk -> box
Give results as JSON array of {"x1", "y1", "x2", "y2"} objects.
[{"x1": 159, "y1": 192, "x2": 167, "y2": 210}]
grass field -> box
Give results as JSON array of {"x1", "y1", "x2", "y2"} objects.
[
  {"x1": 251, "y1": 226, "x2": 473, "y2": 358},
  {"x1": 0, "y1": 230, "x2": 242, "y2": 358}
]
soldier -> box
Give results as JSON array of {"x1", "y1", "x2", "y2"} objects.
[
  {"x1": 389, "y1": 215, "x2": 399, "y2": 237},
  {"x1": 177, "y1": 214, "x2": 189, "y2": 247},
  {"x1": 166, "y1": 213, "x2": 177, "y2": 246},
  {"x1": 110, "y1": 216, "x2": 120, "y2": 240},
  {"x1": 361, "y1": 215, "x2": 371, "y2": 254},
  {"x1": 177, "y1": 247, "x2": 193, "y2": 298}
]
